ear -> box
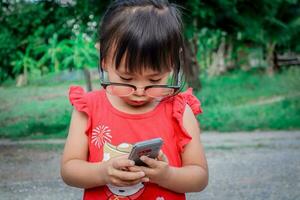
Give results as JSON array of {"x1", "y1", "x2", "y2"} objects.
[{"x1": 101, "y1": 59, "x2": 107, "y2": 71}]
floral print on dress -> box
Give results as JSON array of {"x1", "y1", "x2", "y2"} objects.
[{"x1": 91, "y1": 125, "x2": 112, "y2": 149}]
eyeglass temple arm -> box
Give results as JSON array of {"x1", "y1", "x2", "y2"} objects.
[{"x1": 98, "y1": 62, "x2": 107, "y2": 83}]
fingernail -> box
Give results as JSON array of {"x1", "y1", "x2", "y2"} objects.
[
  {"x1": 142, "y1": 177, "x2": 149, "y2": 182},
  {"x1": 140, "y1": 172, "x2": 145, "y2": 176},
  {"x1": 140, "y1": 156, "x2": 146, "y2": 161}
]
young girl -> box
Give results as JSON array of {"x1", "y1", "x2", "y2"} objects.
[{"x1": 61, "y1": 0, "x2": 208, "y2": 199}]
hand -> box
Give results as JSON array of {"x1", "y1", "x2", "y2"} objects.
[
  {"x1": 138, "y1": 151, "x2": 171, "y2": 185},
  {"x1": 103, "y1": 155, "x2": 147, "y2": 187}
]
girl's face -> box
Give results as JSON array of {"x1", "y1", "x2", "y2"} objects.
[
  {"x1": 102, "y1": 52, "x2": 172, "y2": 107},
  {"x1": 105, "y1": 64, "x2": 171, "y2": 107}
]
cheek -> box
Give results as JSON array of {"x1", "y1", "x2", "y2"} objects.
[{"x1": 120, "y1": 96, "x2": 130, "y2": 102}]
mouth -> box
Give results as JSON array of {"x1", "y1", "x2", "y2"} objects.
[{"x1": 129, "y1": 100, "x2": 147, "y2": 106}]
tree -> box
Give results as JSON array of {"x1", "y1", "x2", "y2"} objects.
[
  {"x1": 0, "y1": 0, "x2": 108, "y2": 83},
  {"x1": 178, "y1": 0, "x2": 300, "y2": 79},
  {"x1": 235, "y1": 0, "x2": 300, "y2": 74},
  {"x1": 11, "y1": 48, "x2": 36, "y2": 86}
]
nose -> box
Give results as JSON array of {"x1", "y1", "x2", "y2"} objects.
[{"x1": 134, "y1": 86, "x2": 146, "y2": 96}]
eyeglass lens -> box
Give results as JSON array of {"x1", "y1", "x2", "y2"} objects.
[{"x1": 105, "y1": 84, "x2": 175, "y2": 98}]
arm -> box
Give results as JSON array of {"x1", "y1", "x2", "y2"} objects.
[
  {"x1": 140, "y1": 105, "x2": 208, "y2": 193},
  {"x1": 61, "y1": 109, "x2": 146, "y2": 189}
]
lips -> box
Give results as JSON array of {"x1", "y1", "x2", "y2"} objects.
[{"x1": 130, "y1": 100, "x2": 146, "y2": 105}]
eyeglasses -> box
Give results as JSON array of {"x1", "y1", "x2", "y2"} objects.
[
  {"x1": 101, "y1": 82, "x2": 180, "y2": 98},
  {"x1": 98, "y1": 60, "x2": 183, "y2": 98}
]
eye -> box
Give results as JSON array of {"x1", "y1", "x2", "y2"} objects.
[
  {"x1": 149, "y1": 79, "x2": 161, "y2": 83},
  {"x1": 119, "y1": 76, "x2": 132, "y2": 81}
]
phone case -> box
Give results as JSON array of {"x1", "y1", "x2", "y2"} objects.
[{"x1": 128, "y1": 138, "x2": 163, "y2": 166}]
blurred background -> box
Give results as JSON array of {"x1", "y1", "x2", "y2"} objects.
[{"x1": 0, "y1": 0, "x2": 300, "y2": 139}]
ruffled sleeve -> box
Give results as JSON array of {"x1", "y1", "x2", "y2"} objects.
[
  {"x1": 69, "y1": 86, "x2": 91, "y2": 134},
  {"x1": 173, "y1": 88, "x2": 203, "y2": 153}
]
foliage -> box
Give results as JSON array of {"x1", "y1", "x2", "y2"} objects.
[
  {"x1": 37, "y1": 33, "x2": 98, "y2": 73},
  {"x1": 196, "y1": 28, "x2": 226, "y2": 70},
  {"x1": 0, "y1": 0, "x2": 299, "y2": 83},
  {"x1": 180, "y1": 0, "x2": 300, "y2": 74},
  {"x1": 0, "y1": 0, "x2": 107, "y2": 83}
]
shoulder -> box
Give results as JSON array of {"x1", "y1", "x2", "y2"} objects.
[
  {"x1": 182, "y1": 104, "x2": 200, "y2": 135},
  {"x1": 69, "y1": 86, "x2": 104, "y2": 104},
  {"x1": 172, "y1": 88, "x2": 202, "y2": 119},
  {"x1": 168, "y1": 88, "x2": 202, "y2": 153},
  {"x1": 69, "y1": 85, "x2": 102, "y2": 98},
  {"x1": 69, "y1": 86, "x2": 105, "y2": 115},
  {"x1": 183, "y1": 104, "x2": 197, "y2": 121}
]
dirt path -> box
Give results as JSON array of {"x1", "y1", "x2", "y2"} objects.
[{"x1": 1, "y1": 131, "x2": 299, "y2": 200}]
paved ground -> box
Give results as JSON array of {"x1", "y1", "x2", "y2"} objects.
[{"x1": 1, "y1": 131, "x2": 299, "y2": 200}]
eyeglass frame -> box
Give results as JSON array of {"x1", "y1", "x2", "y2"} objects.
[
  {"x1": 100, "y1": 81, "x2": 180, "y2": 97},
  {"x1": 97, "y1": 51, "x2": 184, "y2": 98}
]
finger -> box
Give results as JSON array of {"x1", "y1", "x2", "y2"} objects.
[
  {"x1": 111, "y1": 177, "x2": 144, "y2": 187},
  {"x1": 112, "y1": 169, "x2": 146, "y2": 181},
  {"x1": 112, "y1": 158, "x2": 135, "y2": 169},
  {"x1": 157, "y1": 151, "x2": 169, "y2": 163},
  {"x1": 157, "y1": 150, "x2": 164, "y2": 161},
  {"x1": 112, "y1": 177, "x2": 150, "y2": 187},
  {"x1": 140, "y1": 156, "x2": 158, "y2": 168},
  {"x1": 141, "y1": 177, "x2": 150, "y2": 183},
  {"x1": 139, "y1": 165, "x2": 154, "y2": 176},
  {"x1": 127, "y1": 166, "x2": 143, "y2": 172}
]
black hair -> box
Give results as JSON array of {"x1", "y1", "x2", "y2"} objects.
[{"x1": 98, "y1": 0, "x2": 185, "y2": 75}]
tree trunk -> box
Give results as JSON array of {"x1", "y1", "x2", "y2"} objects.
[
  {"x1": 273, "y1": 51, "x2": 280, "y2": 71},
  {"x1": 208, "y1": 37, "x2": 226, "y2": 76},
  {"x1": 226, "y1": 41, "x2": 235, "y2": 71},
  {"x1": 16, "y1": 63, "x2": 28, "y2": 87},
  {"x1": 183, "y1": 36, "x2": 202, "y2": 91},
  {"x1": 266, "y1": 42, "x2": 276, "y2": 75},
  {"x1": 84, "y1": 67, "x2": 92, "y2": 91},
  {"x1": 16, "y1": 74, "x2": 27, "y2": 87}
]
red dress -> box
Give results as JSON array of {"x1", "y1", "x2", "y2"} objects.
[{"x1": 69, "y1": 86, "x2": 202, "y2": 200}]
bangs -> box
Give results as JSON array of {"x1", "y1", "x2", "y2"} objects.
[{"x1": 100, "y1": 4, "x2": 184, "y2": 74}]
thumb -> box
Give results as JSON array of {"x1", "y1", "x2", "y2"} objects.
[{"x1": 157, "y1": 150, "x2": 168, "y2": 163}]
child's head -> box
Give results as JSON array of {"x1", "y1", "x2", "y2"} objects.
[{"x1": 98, "y1": 0, "x2": 185, "y2": 102}]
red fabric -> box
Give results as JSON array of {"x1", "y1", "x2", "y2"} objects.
[
  {"x1": 69, "y1": 86, "x2": 202, "y2": 200},
  {"x1": 172, "y1": 88, "x2": 203, "y2": 153}
]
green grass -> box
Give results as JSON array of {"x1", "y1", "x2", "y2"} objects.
[
  {"x1": 196, "y1": 68, "x2": 300, "y2": 132},
  {"x1": 0, "y1": 84, "x2": 74, "y2": 139},
  {"x1": 0, "y1": 68, "x2": 299, "y2": 139}
]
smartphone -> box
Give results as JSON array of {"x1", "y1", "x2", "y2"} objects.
[{"x1": 128, "y1": 138, "x2": 163, "y2": 166}]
